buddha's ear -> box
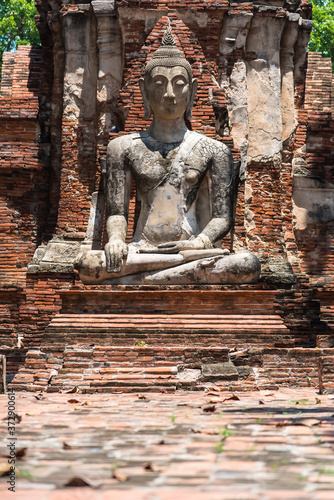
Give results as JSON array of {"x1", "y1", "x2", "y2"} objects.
[
  {"x1": 139, "y1": 77, "x2": 151, "y2": 120},
  {"x1": 185, "y1": 78, "x2": 198, "y2": 121}
]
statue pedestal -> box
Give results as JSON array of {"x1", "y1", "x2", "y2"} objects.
[
  {"x1": 9, "y1": 284, "x2": 304, "y2": 393},
  {"x1": 46, "y1": 285, "x2": 292, "y2": 348}
]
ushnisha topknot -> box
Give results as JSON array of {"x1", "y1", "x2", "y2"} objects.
[
  {"x1": 161, "y1": 20, "x2": 176, "y2": 47},
  {"x1": 144, "y1": 20, "x2": 193, "y2": 83}
]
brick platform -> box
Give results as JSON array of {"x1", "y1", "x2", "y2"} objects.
[
  {"x1": 6, "y1": 285, "x2": 299, "y2": 392},
  {"x1": 45, "y1": 287, "x2": 292, "y2": 348},
  {"x1": 9, "y1": 285, "x2": 334, "y2": 393}
]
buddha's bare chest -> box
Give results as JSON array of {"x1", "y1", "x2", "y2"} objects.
[{"x1": 127, "y1": 142, "x2": 207, "y2": 193}]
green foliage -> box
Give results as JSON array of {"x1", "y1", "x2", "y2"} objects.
[
  {"x1": 309, "y1": 0, "x2": 334, "y2": 71},
  {"x1": 215, "y1": 442, "x2": 224, "y2": 453},
  {"x1": 317, "y1": 466, "x2": 334, "y2": 475},
  {"x1": 0, "y1": 0, "x2": 40, "y2": 78},
  {"x1": 217, "y1": 426, "x2": 234, "y2": 437}
]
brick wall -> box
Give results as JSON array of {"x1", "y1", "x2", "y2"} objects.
[
  {"x1": 294, "y1": 52, "x2": 334, "y2": 280},
  {"x1": 0, "y1": 46, "x2": 50, "y2": 348}
]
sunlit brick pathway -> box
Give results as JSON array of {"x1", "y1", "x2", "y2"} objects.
[{"x1": 1, "y1": 388, "x2": 334, "y2": 499}]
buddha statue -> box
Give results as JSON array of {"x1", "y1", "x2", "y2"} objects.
[{"x1": 77, "y1": 23, "x2": 261, "y2": 285}]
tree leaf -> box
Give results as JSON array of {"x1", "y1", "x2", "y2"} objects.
[
  {"x1": 276, "y1": 420, "x2": 292, "y2": 427},
  {"x1": 203, "y1": 404, "x2": 216, "y2": 413},
  {"x1": 16, "y1": 447, "x2": 27, "y2": 458},
  {"x1": 223, "y1": 394, "x2": 240, "y2": 402},
  {"x1": 298, "y1": 418, "x2": 321, "y2": 427},
  {"x1": 112, "y1": 469, "x2": 129, "y2": 482}
]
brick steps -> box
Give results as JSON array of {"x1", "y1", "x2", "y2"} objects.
[
  {"x1": 48, "y1": 315, "x2": 288, "y2": 336},
  {"x1": 50, "y1": 313, "x2": 286, "y2": 325},
  {"x1": 45, "y1": 312, "x2": 293, "y2": 348},
  {"x1": 44, "y1": 334, "x2": 294, "y2": 349}
]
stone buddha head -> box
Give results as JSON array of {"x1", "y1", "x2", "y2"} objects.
[{"x1": 139, "y1": 22, "x2": 198, "y2": 122}]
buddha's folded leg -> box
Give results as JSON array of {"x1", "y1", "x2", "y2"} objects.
[
  {"x1": 76, "y1": 248, "x2": 260, "y2": 285},
  {"x1": 76, "y1": 249, "x2": 184, "y2": 284},
  {"x1": 103, "y1": 252, "x2": 261, "y2": 285},
  {"x1": 208, "y1": 252, "x2": 261, "y2": 284},
  {"x1": 76, "y1": 248, "x2": 229, "y2": 284}
]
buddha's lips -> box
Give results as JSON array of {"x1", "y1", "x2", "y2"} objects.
[{"x1": 162, "y1": 104, "x2": 177, "y2": 112}]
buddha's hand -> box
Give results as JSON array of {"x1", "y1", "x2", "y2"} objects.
[
  {"x1": 157, "y1": 237, "x2": 206, "y2": 253},
  {"x1": 105, "y1": 239, "x2": 128, "y2": 273}
]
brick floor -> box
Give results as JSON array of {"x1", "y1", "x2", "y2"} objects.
[{"x1": 0, "y1": 388, "x2": 334, "y2": 499}]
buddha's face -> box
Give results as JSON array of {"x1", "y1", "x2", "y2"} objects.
[{"x1": 144, "y1": 66, "x2": 191, "y2": 120}]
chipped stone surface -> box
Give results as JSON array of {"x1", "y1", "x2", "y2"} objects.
[
  {"x1": 281, "y1": 14, "x2": 300, "y2": 142},
  {"x1": 176, "y1": 368, "x2": 201, "y2": 381},
  {"x1": 201, "y1": 362, "x2": 238, "y2": 380}
]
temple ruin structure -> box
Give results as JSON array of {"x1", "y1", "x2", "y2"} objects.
[{"x1": 0, "y1": 0, "x2": 333, "y2": 393}]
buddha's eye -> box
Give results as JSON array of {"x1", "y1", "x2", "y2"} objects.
[
  {"x1": 175, "y1": 79, "x2": 186, "y2": 86},
  {"x1": 154, "y1": 80, "x2": 164, "y2": 87}
]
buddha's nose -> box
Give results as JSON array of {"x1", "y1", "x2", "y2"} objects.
[{"x1": 164, "y1": 81, "x2": 175, "y2": 99}]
